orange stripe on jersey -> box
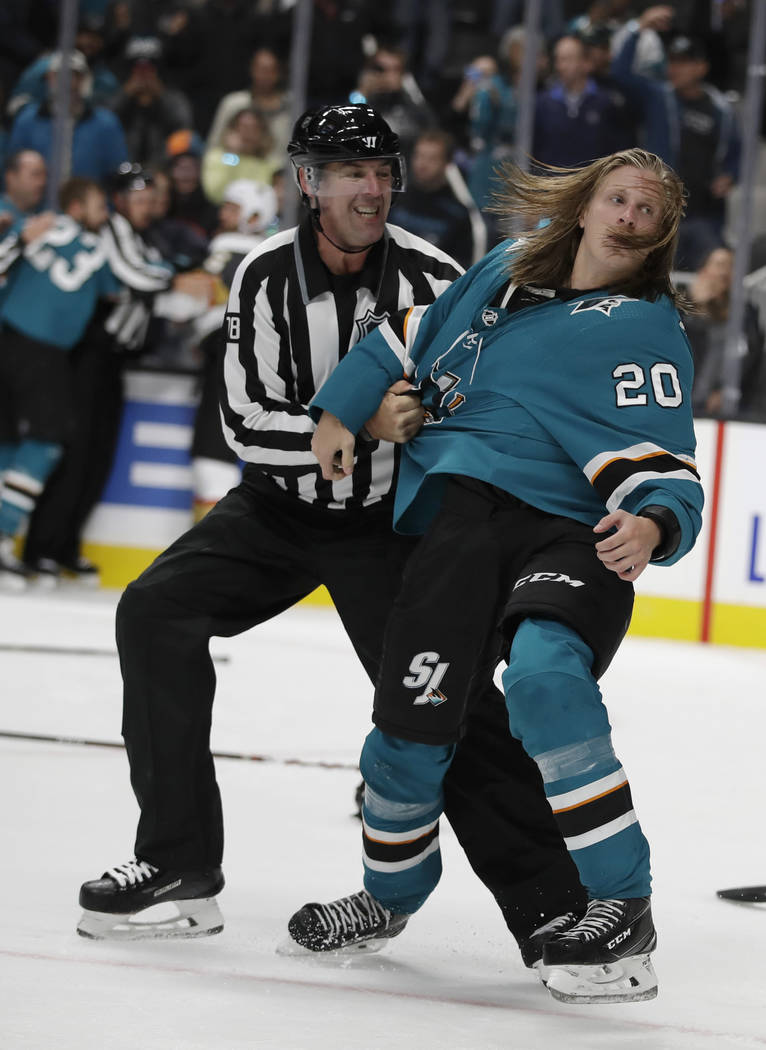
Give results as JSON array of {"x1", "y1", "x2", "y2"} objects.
[
  {"x1": 552, "y1": 780, "x2": 628, "y2": 815},
  {"x1": 591, "y1": 450, "x2": 670, "y2": 483},
  {"x1": 401, "y1": 306, "x2": 414, "y2": 346}
]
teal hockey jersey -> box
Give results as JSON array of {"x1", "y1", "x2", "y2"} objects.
[
  {"x1": 311, "y1": 239, "x2": 704, "y2": 564},
  {"x1": 0, "y1": 216, "x2": 121, "y2": 349}
]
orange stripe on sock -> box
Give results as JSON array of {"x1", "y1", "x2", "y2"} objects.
[
  {"x1": 552, "y1": 780, "x2": 628, "y2": 814},
  {"x1": 364, "y1": 829, "x2": 434, "y2": 846}
]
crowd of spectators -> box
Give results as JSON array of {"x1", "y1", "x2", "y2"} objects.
[{"x1": 0, "y1": 0, "x2": 764, "y2": 588}]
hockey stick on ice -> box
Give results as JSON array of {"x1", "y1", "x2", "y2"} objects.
[
  {"x1": 716, "y1": 885, "x2": 766, "y2": 903},
  {"x1": 0, "y1": 728, "x2": 357, "y2": 770}
]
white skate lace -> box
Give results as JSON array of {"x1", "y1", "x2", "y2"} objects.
[
  {"x1": 531, "y1": 910, "x2": 580, "y2": 938},
  {"x1": 560, "y1": 899, "x2": 625, "y2": 943},
  {"x1": 106, "y1": 858, "x2": 160, "y2": 888},
  {"x1": 314, "y1": 890, "x2": 391, "y2": 937}
]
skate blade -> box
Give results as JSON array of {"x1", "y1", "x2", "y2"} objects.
[
  {"x1": 275, "y1": 934, "x2": 391, "y2": 958},
  {"x1": 29, "y1": 574, "x2": 59, "y2": 591},
  {"x1": 77, "y1": 897, "x2": 223, "y2": 941},
  {"x1": 0, "y1": 573, "x2": 28, "y2": 593},
  {"x1": 546, "y1": 953, "x2": 657, "y2": 1004},
  {"x1": 60, "y1": 572, "x2": 100, "y2": 588}
]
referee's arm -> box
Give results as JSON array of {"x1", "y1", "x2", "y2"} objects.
[{"x1": 219, "y1": 254, "x2": 317, "y2": 471}]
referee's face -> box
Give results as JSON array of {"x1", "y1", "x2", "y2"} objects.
[{"x1": 314, "y1": 159, "x2": 393, "y2": 250}]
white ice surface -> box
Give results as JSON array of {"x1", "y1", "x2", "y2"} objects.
[{"x1": 1, "y1": 587, "x2": 765, "y2": 1049}]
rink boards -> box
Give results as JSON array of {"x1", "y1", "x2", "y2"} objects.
[{"x1": 81, "y1": 371, "x2": 766, "y2": 649}]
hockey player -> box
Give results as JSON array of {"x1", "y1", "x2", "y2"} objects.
[
  {"x1": 77, "y1": 104, "x2": 587, "y2": 958},
  {"x1": 298, "y1": 148, "x2": 704, "y2": 1004},
  {"x1": 21, "y1": 164, "x2": 175, "y2": 585},
  {"x1": 0, "y1": 177, "x2": 121, "y2": 588}
]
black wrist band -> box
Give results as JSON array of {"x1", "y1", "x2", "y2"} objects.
[{"x1": 638, "y1": 505, "x2": 681, "y2": 562}]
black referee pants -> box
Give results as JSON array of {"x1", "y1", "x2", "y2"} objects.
[{"x1": 116, "y1": 469, "x2": 585, "y2": 948}]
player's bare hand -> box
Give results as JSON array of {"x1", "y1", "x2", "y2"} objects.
[
  {"x1": 638, "y1": 5, "x2": 674, "y2": 32},
  {"x1": 593, "y1": 510, "x2": 661, "y2": 582},
  {"x1": 364, "y1": 379, "x2": 424, "y2": 443},
  {"x1": 21, "y1": 211, "x2": 56, "y2": 244},
  {"x1": 311, "y1": 410, "x2": 356, "y2": 480}
]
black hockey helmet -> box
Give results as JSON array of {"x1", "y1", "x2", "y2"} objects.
[{"x1": 287, "y1": 103, "x2": 406, "y2": 197}]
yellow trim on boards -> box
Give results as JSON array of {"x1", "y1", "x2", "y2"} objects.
[
  {"x1": 628, "y1": 595, "x2": 702, "y2": 643},
  {"x1": 82, "y1": 544, "x2": 765, "y2": 649},
  {"x1": 708, "y1": 602, "x2": 766, "y2": 649}
]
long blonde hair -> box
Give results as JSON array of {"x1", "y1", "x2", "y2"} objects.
[{"x1": 490, "y1": 149, "x2": 687, "y2": 305}]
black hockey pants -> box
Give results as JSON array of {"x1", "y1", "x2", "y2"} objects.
[{"x1": 116, "y1": 469, "x2": 585, "y2": 949}]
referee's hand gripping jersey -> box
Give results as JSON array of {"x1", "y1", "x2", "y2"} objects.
[{"x1": 77, "y1": 105, "x2": 586, "y2": 955}]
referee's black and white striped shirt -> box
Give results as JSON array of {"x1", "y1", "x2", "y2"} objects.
[
  {"x1": 221, "y1": 216, "x2": 462, "y2": 510},
  {"x1": 100, "y1": 212, "x2": 174, "y2": 349}
]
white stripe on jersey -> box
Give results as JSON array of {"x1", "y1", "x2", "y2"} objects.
[
  {"x1": 606, "y1": 468, "x2": 701, "y2": 513},
  {"x1": 583, "y1": 442, "x2": 697, "y2": 482}
]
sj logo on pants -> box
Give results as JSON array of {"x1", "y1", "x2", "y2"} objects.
[{"x1": 403, "y1": 651, "x2": 449, "y2": 706}]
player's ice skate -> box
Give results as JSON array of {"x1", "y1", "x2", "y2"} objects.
[
  {"x1": 284, "y1": 889, "x2": 408, "y2": 954},
  {"x1": 77, "y1": 858, "x2": 225, "y2": 940},
  {"x1": 0, "y1": 534, "x2": 28, "y2": 592},
  {"x1": 542, "y1": 897, "x2": 658, "y2": 1004},
  {"x1": 522, "y1": 909, "x2": 583, "y2": 981}
]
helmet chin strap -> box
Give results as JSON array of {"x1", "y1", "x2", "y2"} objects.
[{"x1": 310, "y1": 204, "x2": 380, "y2": 255}]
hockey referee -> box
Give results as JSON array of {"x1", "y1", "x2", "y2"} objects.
[{"x1": 77, "y1": 104, "x2": 586, "y2": 960}]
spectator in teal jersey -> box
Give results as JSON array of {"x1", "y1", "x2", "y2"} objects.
[
  {"x1": 0, "y1": 177, "x2": 121, "y2": 589},
  {"x1": 0, "y1": 150, "x2": 50, "y2": 313}
]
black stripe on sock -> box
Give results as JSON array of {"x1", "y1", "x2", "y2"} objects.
[
  {"x1": 362, "y1": 823, "x2": 439, "y2": 863},
  {"x1": 553, "y1": 782, "x2": 634, "y2": 840}
]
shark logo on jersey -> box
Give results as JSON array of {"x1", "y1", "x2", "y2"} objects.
[
  {"x1": 570, "y1": 296, "x2": 636, "y2": 317},
  {"x1": 354, "y1": 307, "x2": 390, "y2": 343}
]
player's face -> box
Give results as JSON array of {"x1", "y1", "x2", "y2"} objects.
[
  {"x1": 574, "y1": 166, "x2": 663, "y2": 287},
  {"x1": 123, "y1": 186, "x2": 156, "y2": 231},
  {"x1": 218, "y1": 200, "x2": 242, "y2": 232},
  {"x1": 314, "y1": 159, "x2": 393, "y2": 250},
  {"x1": 6, "y1": 152, "x2": 47, "y2": 210},
  {"x1": 80, "y1": 188, "x2": 108, "y2": 232}
]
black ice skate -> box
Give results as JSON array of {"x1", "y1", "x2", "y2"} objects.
[
  {"x1": 542, "y1": 897, "x2": 658, "y2": 1004},
  {"x1": 60, "y1": 555, "x2": 100, "y2": 586},
  {"x1": 287, "y1": 889, "x2": 408, "y2": 953},
  {"x1": 77, "y1": 858, "x2": 225, "y2": 940},
  {"x1": 521, "y1": 909, "x2": 583, "y2": 978}
]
